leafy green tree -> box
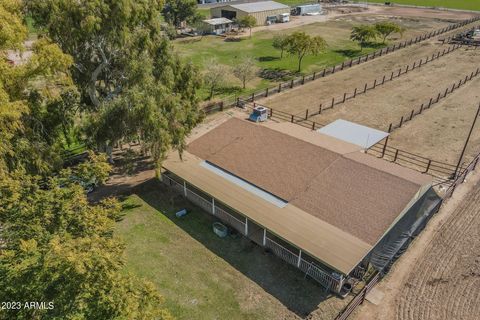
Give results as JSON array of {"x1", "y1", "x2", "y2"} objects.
[
  {"x1": 0, "y1": 170, "x2": 173, "y2": 320},
  {"x1": 350, "y1": 25, "x2": 379, "y2": 51},
  {"x1": 374, "y1": 21, "x2": 404, "y2": 43},
  {"x1": 233, "y1": 57, "x2": 258, "y2": 89},
  {"x1": 163, "y1": 0, "x2": 200, "y2": 28},
  {"x1": 286, "y1": 32, "x2": 327, "y2": 72},
  {"x1": 28, "y1": 0, "x2": 203, "y2": 171},
  {"x1": 238, "y1": 15, "x2": 256, "y2": 38},
  {"x1": 1, "y1": 1, "x2": 76, "y2": 175},
  {"x1": 272, "y1": 34, "x2": 288, "y2": 59}
]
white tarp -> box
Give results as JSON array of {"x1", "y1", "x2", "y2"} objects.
[{"x1": 317, "y1": 119, "x2": 389, "y2": 149}]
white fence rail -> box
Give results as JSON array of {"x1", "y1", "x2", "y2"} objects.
[
  {"x1": 162, "y1": 173, "x2": 246, "y2": 234},
  {"x1": 265, "y1": 236, "x2": 341, "y2": 291},
  {"x1": 162, "y1": 172, "x2": 342, "y2": 292}
]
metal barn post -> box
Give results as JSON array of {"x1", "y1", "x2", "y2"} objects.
[
  {"x1": 212, "y1": 198, "x2": 215, "y2": 215},
  {"x1": 244, "y1": 218, "x2": 248, "y2": 236},
  {"x1": 263, "y1": 229, "x2": 266, "y2": 246}
]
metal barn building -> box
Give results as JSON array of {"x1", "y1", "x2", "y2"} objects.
[
  {"x1": 161, "y1": 117, "x2": 441, "y2": 293},
  {"x1": 210, "y1": 1, "x2": 290, "y2": 26}
]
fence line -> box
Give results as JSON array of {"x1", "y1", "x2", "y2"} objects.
[
  {"x1": 202, "y1": 17, "x2": 480, "y2": 116},
  {"x1": 294, "y1": 44, "x2": 463, "y2": 120},
  {"x1": 265, "y1": 236, "x2": 341, "y2": 291},
  {"x1": 335, "y1": 272, "x2": 381, "y2": 320},
  {"x1": 386, "y1": 67, "x2": 480, "y2": 133},
  {"x1": 444, "y1": 151, "x2": 480, "y2": 199}
]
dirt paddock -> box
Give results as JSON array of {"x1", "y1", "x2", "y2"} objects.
[{"x1": 258, "y1": 18, "x2": 480, "y2": 169}]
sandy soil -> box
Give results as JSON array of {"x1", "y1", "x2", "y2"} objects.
[
  {"x1": 388, "y1": 75, "x2": 480, "y2": 165},
  {"x1": 306, "y1": 48, "x2": 480, "y2": 130},
  {"x1": 261, "y1": 41, "x2": 478, "y2": 116},
  {"x1": 353, "y1": 168, "x2": 480, "y2": 320}
]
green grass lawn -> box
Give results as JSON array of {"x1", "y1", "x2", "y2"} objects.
[
  {"x1": 116, "y1": 181, "x2": 351, "y2": 319},
  {"x1": 361, "y1": 0, "x2": 480, "y2": 11},
  {"x1": 175, "y1": 20, "x2": 385, "y2": 100}
]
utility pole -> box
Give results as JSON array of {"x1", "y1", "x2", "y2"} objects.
[{"x1": 454, "y1": 103, "x2": 480, "y2": 178}]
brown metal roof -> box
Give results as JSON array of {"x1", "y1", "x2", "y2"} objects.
[
  {"x1": 165, "y1": 117, "x2": 432, "y2": 274},
  {"x1": 163, "y1": 151, "x2": 372, "y2": 275}
]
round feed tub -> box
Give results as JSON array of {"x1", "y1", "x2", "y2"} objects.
[{"x1": 213, "y1": 222, "x2": 228, "y2": 238}]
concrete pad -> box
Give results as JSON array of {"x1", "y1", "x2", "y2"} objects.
[{"x1": 366, "y1": 287, "x2": 385, "y2": 305}]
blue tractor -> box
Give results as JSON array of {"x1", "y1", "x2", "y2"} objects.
[{"x1": 249, "y1": 106, "x2": 268, "y2": 122}]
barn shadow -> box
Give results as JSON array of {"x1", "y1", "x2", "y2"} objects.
[{"x1": 133, "y1": 179, "x2": 341, "y2": 318}]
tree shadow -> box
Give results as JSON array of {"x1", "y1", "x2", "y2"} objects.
[
  {"x1": 259, "y1": 68, "x2": 295, "y2": 81},
  {"x1": 334, "y1": 48, "x2": 361, "y2": 58},
  {"x1": 257, "y1": 56, "x2": 280, "y2": 62},
  {"x1": 134, "y1": 179, "x2": 342, "y2": 318},
  {"x1": 213, "y1": 86, "x2": 243, "y2": 97}
]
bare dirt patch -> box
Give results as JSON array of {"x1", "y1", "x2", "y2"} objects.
[
  {"x1": 388, "y1": 75, "x2": 480, "y2": 164},
  {"x1": 306, "y1": 48, "x2": 479, "y2": 129}
]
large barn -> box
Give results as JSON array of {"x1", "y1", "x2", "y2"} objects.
[
  {"x1": 210, "y1": 1, "x2": 290, "y2": 26},
  {"x1": 161, "y1": 116, "x2": 442, "y2": 292}
]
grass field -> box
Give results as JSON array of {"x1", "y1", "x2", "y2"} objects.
[
  {"x1": 116, "y1": 182, "x2": 353, "y2": 319},
  {"x1": 174, "y1": 19, "x2": 387, "y2": 100},
  {"x1": 362, "y1": 0, "x2": 480, "y2": 11}
]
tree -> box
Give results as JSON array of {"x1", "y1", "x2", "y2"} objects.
[
  {"x1": 374, "y1": 21, "x2": 404, "y2": 43},
  {"x1": 0, "y1": 168, "x2": 173, "y2": 320},
  {"x1": 233, "y1": 57, "x2": 259, "y2": 89},
  {"x1": 350, "y1": 25, "x2": 379, "y2": 51},
  {"x1": 238, "y1": 16, "x2": 256, "y2": 38},
  {"x1": 28, "y1": 0, "x2": 203, "y2": 171},
  {"x1": 163, "y1": 0, "x2": 200, "y2": 28},
  {"x1": 1, "y1": 1, "x2": 76, "y2": 176},
  {"x1": 286, "y1": 32, "x2": 327, "y2": 72},
  {"x1": 272, "y1": 34, "x2": 288, "y2": 59},
  {"x1": 203, "y1": 58, "x2": 229, "y2": 99}
]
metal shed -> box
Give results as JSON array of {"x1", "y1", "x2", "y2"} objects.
[{"x1": 210, "y1": 1, "x2": 290, "y2": 25}]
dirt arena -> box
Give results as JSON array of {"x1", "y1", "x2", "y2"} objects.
[{"x1": 259, "y1": 20, "x2": 480, "y2": 169}]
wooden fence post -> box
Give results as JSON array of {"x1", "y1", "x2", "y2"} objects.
[
  {"x1": 413, "y1": 61, "x2": 416, "y2": 69},
  {"x1": 382, "y1": 75, "x2": 386, "y2": 85},
  {"x1": 265, "y1": 88, "x2": 269, "y2": 97},
  {"x1": 319, "y1": 103, "x2": 322, "y2": 114},
  {"x1": 398, "y1": 68, "x2": 401, "y2": 77},
  {"x1": 436, "y1": 93, "x2": 441, "y2": 103},
  {"x1": 269, "y1": 108, "x2": 273, "y2": 117},
  {"x1": 393, "y1": 149, "x2": 399, "y2": 162},
  {"x1": 406, "y1": 65, "x2": 409, "y2": 73},
  {"x1": 290, "y1": 79, "x2": 294, "y2": 88},
  {"x1": 410, "y1": 109, "x2": 414, "y2": 120},
  {"x1": 343, "y1": 92, "x2": 347, "y2": 103},
  {"x1": 291, "y1": 114, "x2": 294, "y2": 123},
  {"x1": 425, "y1": 160, "x2": 432, "y2": 173},
  {"x1": 390, "y1": 72, "x2": 394, "y2": 80},
  {"x1": 341, "y1": 61, "x2": 344, "y2": 70},
  {"x1": 313, "y1": 72, "x2": 316, "y2": 80},
  {"x1": 305, "y1": 109, "x2": 309, "y2": 120},
  {"x1": 419, "y1": 103, "x2": 424, "y2": 114},
  {"x1": 332, "y1": 65, "x2": 336, "y2": 74},
  {"x1": 373, "y1": 79, "x2": 377, "y2": 88},
  {"x1": 312, "y1": 122, "x2": 315, "y2": 130},
  {"x1": 278, "y1": 83, "x2": 282, "y2": 92},
  {"x1": 444, "y1": 87, "x2": 449, "y2": 97},
  {"x1": 428, "y1": 98, "x2": 433, "y2": 108},
  {"x1": 322, "y1": 68, "x2": 326, "y2": 77},
  {"x1": 302, "y1": 76, "x2": 305, "y2": 85},
  {"x1": 331, "y1": 97, "x2": 335, "y2": 108},
  {"x1": 364, "y1": 83, "x2": 368, "y2": 93},
  {"x1": 354, "y1": 88, "x2": 357, "y2": 98},
  {"x1": 251, "y1": 93, "x2": 255, "y2": 102},
  {"x1": 399, "y1": 116, "x2": 404, "y2": 128},
  {"x1": 419, "y1": 59, "x2": 423, "y2": 67}
]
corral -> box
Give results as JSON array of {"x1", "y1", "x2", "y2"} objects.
[
  {"x1": 256, "y1": 20, "x2": 480, "y2": 184},
  {"x1": 161, "y1": 116, "x2": 442, "y2": 294}
]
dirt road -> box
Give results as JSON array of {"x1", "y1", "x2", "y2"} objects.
[{"x1": 354, "y1": 169, "x2": 480, "y2": 320}]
